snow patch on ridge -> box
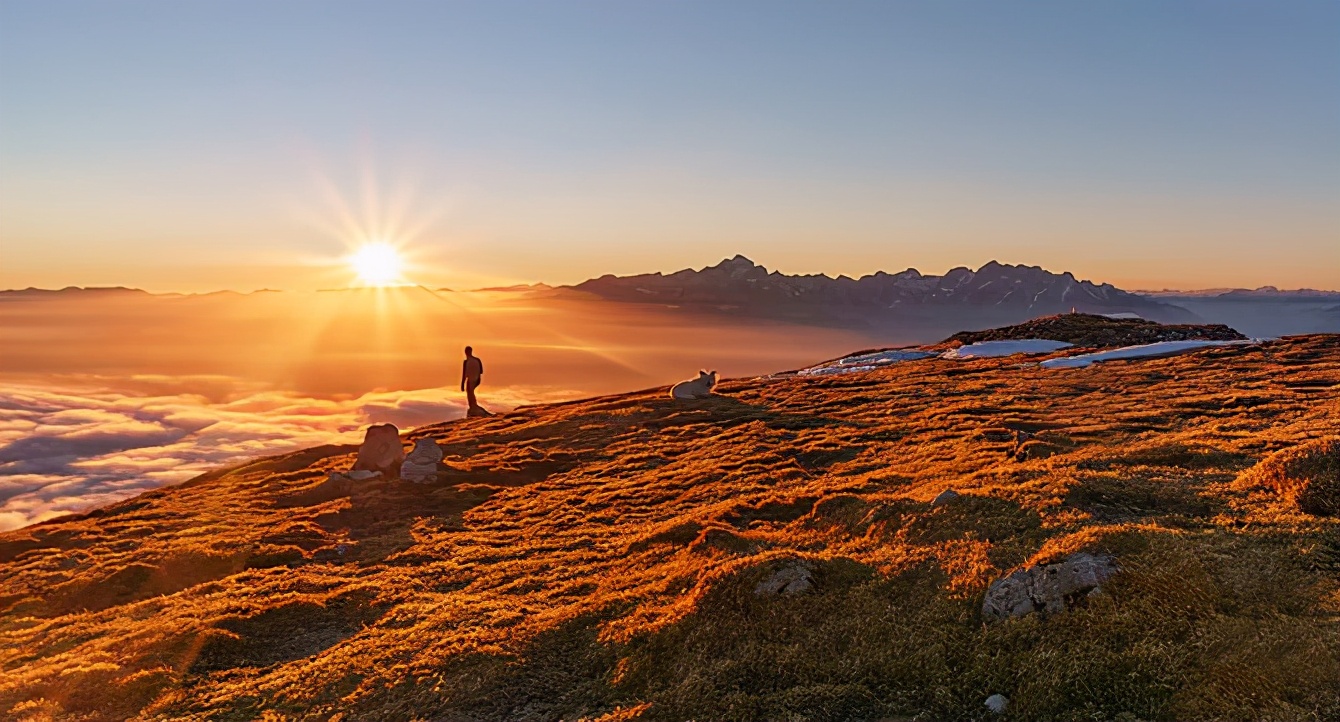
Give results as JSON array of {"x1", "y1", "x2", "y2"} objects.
[
  {"x1": 940, "y1": 339, "x2": 1073, "y2": 359},
  {"x1": 1040, "y1": 339, "x2": 1265, "y2": 369},
  {"x1": 796, "y1": 349, "x2": 935, "y2": 376}
]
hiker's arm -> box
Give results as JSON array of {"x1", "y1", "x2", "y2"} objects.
[{"x1": 460, "y1": 361, "x2": 466, "y2": 391}]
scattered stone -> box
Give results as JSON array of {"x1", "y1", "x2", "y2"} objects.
[
  {"x1": 352, "y1": 424, "x2": 404, "y2": 477},
  {"x1": 400, "y1": 438, "x2": 444, "y2": 484},
  {"x1": 754, "y1": 561, "x2": 815, "y2": 596},
  {"x1": 347, "y1": 470, "x2": 381, "y2": 481},
  {"x1": 982, "y1": 552, "x2": 1118, "y2": 621},
  {"x1": 931, "y1": 489, "x2": 960, "y2": 507},
  {"x1": 985, "y1": 694, "x2": 1009, "y2": 714}
]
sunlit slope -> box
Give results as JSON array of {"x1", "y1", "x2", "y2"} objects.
[{"x1": 2, "y1": 336, "x2": 1339, "y2": 720}]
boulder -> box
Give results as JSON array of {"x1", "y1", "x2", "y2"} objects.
[
  {"x1": 400, "y1": 438, "x2": 444, "y2": 484},
  {"x1": 985, "y1": 694, "x2": 1009, "y2": 715},
  {"x1": 982, "y1": 552, "x2": 1118, "y2": 621},
  {"x1": 931, "y1": 489, "x2": 960, "y2": 507},
  {"x1": 352, "y1": 424, "x2": 404, "y2": 477},
  {"x1": 754, "y1": 561, "x2": 815, "y2": 596}
]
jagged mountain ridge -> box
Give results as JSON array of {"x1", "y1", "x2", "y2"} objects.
[{"x1": 571, "y1": 255, "x2": 1199, "y2": 324}]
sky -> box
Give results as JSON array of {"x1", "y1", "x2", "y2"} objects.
[{"x1": 1, "y1": 0, "x2": 1337, "y2": 292}]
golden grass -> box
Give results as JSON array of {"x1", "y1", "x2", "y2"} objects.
[
  {"x1": 1239, "y1": 438, "x2": 1340, "y2": 515},
  {"x1": 1, "y1": 335, "x2": 1339, "y2": 720}
]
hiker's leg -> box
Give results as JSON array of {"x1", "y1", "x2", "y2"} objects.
[{"x1": 466, "y1": 380, "x2": 478, "y2": 408}]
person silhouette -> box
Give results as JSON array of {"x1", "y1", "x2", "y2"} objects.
[{"x1": 461, "y1": 346, "x2": 484, "y2": 411}]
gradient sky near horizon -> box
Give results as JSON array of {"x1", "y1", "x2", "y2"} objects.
[{"x1": 1, "y1": 1, "x2": 1337, "y2": 293}]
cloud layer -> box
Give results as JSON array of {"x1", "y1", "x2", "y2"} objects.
[{"x1": 0, "y1": 377, "x2": 568, "y2": 531}]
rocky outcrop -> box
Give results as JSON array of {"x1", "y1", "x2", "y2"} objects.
[
  {"x1": 400, "y1": 439, "x2": 444, "y2": 484},
  {"x1": 944, "y1": 313, "x2": 1243, "y2": 348},
  {"x1": 982, "y1": 552, "x2": 1118, "y2": 621},
  {"x1": 352, "y1": 424, "x2": 404, "y2": 477}
]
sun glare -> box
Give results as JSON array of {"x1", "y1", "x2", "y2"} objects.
[{"x1": 350, "y1": 243, "x2": 404, "y2": 287}]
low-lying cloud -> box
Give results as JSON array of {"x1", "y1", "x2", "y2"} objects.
[{"x1": 0, "y1": 376, "x2": 571, "y2": 531}]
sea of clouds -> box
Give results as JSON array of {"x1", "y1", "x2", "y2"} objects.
[{"x1": 0, "y1": 376, "x2": 568, "y2": 531}]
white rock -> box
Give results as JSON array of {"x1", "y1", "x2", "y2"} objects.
[
  {"x1": 985, "y1": 694, "x2": 1009, "y2": 714},
  {"x1": 347, "y1": 469, "x2": 381, "y2": 481},
  {"x1": 400, "y1": 438, "x2": 444, "y2": 484}
]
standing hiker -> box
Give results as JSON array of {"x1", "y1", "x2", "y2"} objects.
[{"x1": 461, "y1": 346, "x2": 484, "y2": 411}]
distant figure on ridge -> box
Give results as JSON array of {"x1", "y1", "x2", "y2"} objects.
[
  {"x1": 461, "y1": 346, "x2": 489, "y2": 416},
  {"x1": 670, "y1": 369, "x2": 717, "y2": 400}
]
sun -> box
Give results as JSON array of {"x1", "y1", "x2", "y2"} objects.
[{"x1": 349, "y1": 242, "x2": 405, "y2": 286}]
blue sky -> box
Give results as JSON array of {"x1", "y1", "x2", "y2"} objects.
[{"x1": 1, "y1": 1, "x2": 1337, "y2": 290}]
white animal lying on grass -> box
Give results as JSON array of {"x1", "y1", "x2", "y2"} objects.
[{"x1": 670, "y1": 370, "x2": 718, "y2": 399}]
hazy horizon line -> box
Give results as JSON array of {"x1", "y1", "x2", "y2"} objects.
[{"x1": 5, "y1": 255, "x2": 1340, "y2": 297}]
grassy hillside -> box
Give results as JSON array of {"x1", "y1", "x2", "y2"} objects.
[{"x1": 2, "y1": 335, "x2": 1339, "y2": 721}]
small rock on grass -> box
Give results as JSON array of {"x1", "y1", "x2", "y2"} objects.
[
  {"x1": 754, "y1": 562, "x2": 814, "y2": 596},
  {"x1": 931, "y1": 489, "x2": 960, "y2": 507},
  {"x1": 982, "y1": 552, "x2": 1118, "y2": 621},
  {"x1": 985, "y1": 694, "x2": 1009, "y2": 714}
]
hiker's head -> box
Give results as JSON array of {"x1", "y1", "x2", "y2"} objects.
[{"x1": 464, "y1": 346, "x2": 473, "y2": 357}]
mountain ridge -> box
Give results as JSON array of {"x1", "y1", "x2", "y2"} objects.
[{"x1": 569, "y1": 255, "x2": 1201, "y2": 325}]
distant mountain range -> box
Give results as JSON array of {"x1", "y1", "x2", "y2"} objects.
[
  {"x1": 1138, "y1": 287, "x2": 1340, "y2": 300},
  {"x1": 564, "y1": 255, "x2": 1202, "y2": 327},
  {"x1": 6, "y1": 259, "x2": 1337, "y2": 338}
]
